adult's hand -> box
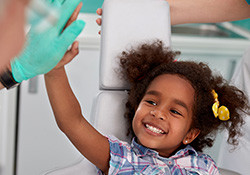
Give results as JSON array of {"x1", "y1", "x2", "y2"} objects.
[{"x1": 11, "y1": 0, "x2": 85, "y2": 83}]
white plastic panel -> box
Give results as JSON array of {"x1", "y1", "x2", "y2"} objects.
[
  {"x1": 99, "y1": 0, "x2": 171, "y2": 90},
  {"x1": 91, "y1": 91, "x2": 131, "y2": 143}
]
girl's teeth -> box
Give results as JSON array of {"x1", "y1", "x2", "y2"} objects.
[{"x1": 146, "y1": 124, "x2": 164, "y2": 134}]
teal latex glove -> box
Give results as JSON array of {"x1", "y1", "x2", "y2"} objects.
[{"x1": 11, "y1": 0, "x2": 85, "y2": 83}]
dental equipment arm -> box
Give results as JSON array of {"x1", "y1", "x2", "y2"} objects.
[{"x1": 10, "y1": 0, "x2": 85, "y2": 83}]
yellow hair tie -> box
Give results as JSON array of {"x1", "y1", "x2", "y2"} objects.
[{"x1": 211, "y1": 90, "x2": 230, "y2": 121}]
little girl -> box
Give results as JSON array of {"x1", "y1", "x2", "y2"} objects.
[{"x1": 45, "y1": 40, "x2": 250, "y2": 175}]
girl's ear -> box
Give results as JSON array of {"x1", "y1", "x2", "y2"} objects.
[{"x1": 182, "y1": 128, "x2": 200, "y2": 145}]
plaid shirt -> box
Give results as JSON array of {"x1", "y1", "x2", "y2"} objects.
[{"x1": 97, "y1": 135, "x2": 220, "y2": 175}]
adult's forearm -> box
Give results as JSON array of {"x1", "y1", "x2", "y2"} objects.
[
  {"x1": 167, "y1": 0, "x2": 250, "y2": 25},
  {"x1": 0, "y1": 83, "x2": 4, "y2": 90}
]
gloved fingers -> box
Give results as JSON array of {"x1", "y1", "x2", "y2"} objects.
[
  {"x1": 46, "y1": 0, "x2": 69, "y2": 6},
  {"x1": 58, "y1": 20, "x2": 85, "y2": 51},
  {"x1": 56, "y1": 0, "x2": 66, "y2": 5},
  {"x1": 46, "y1": 0, "x2": 61, "y2": 7},
  {"x1": 57, "y1": 0, "x2": 82, "y2": 32},
  {"x1": 63, "y1": 2, "x2": 83, "y2": 31},
  {"x1": 27, "y1": 0, "x2": 61, "y2": 33},
  {"x1": 45, "y1": 0, "x2": 54, "y2": 4}
]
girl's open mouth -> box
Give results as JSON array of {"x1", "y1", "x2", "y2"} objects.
[{"x1": 145, "y1": 123, "x2": 166, "y2": 134}]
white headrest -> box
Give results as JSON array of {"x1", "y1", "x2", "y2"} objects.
[
  {"x1": 90, "y1": 91, "x2": 132, "y2": 143},
  {"x1": 99, "y1": 0, "x2": 171, "y2": 90}
]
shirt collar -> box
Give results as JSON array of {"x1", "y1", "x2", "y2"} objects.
[
  {"x1": 131, "y1": 137, "x2": 198, "y2": 159},
  {"x1": 131, "y1": 137, "x2": 159, "y2": 157},
  {"x1": 171, "y1": 145, "x2": 198, "y2": 159}
]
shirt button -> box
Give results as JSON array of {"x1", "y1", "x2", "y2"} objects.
[{"x1": 167, "y1": 160, "x2": 173, "y2": 165}]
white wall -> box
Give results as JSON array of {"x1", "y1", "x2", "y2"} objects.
[
  {"x1": 0, "y1": 88, "x2": 17, "y2": 175},
  {"x1": 16, "y1": 49, "x2": 100, "y2": 175}
]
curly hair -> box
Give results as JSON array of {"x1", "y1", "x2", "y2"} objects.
[{"x1": 118, "y1": 40, "x2": 250, "y2": 152}]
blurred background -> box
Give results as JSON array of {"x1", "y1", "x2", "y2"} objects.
[
  {"x1": 80, "y1": 0, "x2": 250, "y2": 31},
  {"x1": 0, "y1": 0, "x2": 249, "y2": 175}
]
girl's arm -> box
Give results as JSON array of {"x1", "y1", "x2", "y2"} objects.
[
  {"x1": 45, "y1": 66, "x2": 110, "y2": 174},
  {"x1": 44, "y1": 3, "x2": 110, "y2": 174}
]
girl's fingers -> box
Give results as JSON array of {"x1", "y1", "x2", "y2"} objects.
[
  {"x1": 63, "y1": 41, "x2": 79, "y2": 64},
  {"x1": 96, "y1": 8, "x2": 102, "y2": 34},
  {"x1": 96, "y1": 18, "x2": 102, "y2": 26},
  {"x1": 54, "y1": 41, "x2": 79, "y2": 70},
  {"x1": 96, "y1": 8, "x2": 102, "y2": 16}
]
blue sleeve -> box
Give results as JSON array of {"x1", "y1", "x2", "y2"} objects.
[
  {"x1": 107, "y1": 135, "x2": 130, "y2": 174},
  {"x1": 246, "y1": 0, "x2": 250, "y2": 5},
  {"x1": 96, "y1": 136, "x2": 128, "y2": 175}
]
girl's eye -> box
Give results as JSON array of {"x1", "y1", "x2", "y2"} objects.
[
  {"x1": 146, "y1": 100, "x2": 157, "y2": 106},
  {"x1": 170, "y1": 109, "x2": 182, "y2": 116}
]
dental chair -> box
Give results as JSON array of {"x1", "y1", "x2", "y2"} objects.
[
  {"x1": 216, "y1": 47, "x2": 250, "y2": 175},
  {"x1": 43, "y1": 0, "x2": 241, "y2": 175}
]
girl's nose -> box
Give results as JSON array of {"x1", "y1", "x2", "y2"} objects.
[{"x1": 150, "y1": 110, "x2": 166, "y2": 120}]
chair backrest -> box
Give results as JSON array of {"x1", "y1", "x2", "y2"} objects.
[
  {"x1": 95, "y1": 0, "x2": 171, "y2": 141},
  {"x1": 90, "y1": 91, "x2": 131, "y2": 143},
  {"x1": 99, "y1": 0, "x2": 171, "y2": 90},
  {"x1": 218, "y1": 168, "x2": 241, "y2": 175}
]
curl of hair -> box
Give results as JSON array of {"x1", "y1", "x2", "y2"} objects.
[{"x1": 118, "y1": 40, "x2": 250, "y2": 152}]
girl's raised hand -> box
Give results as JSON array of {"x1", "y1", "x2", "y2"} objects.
[{"x1": 52, "y1": 41, "x2": 79, "y2": 70}]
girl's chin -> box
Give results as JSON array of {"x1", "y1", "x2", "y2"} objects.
[{"x1": 136, "y1": 137, "x2": 159, "y2": 148}]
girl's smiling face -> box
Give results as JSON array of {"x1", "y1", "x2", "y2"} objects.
[{"x1": 132, "y1": 74, "x2": 200, "y2": 157}]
